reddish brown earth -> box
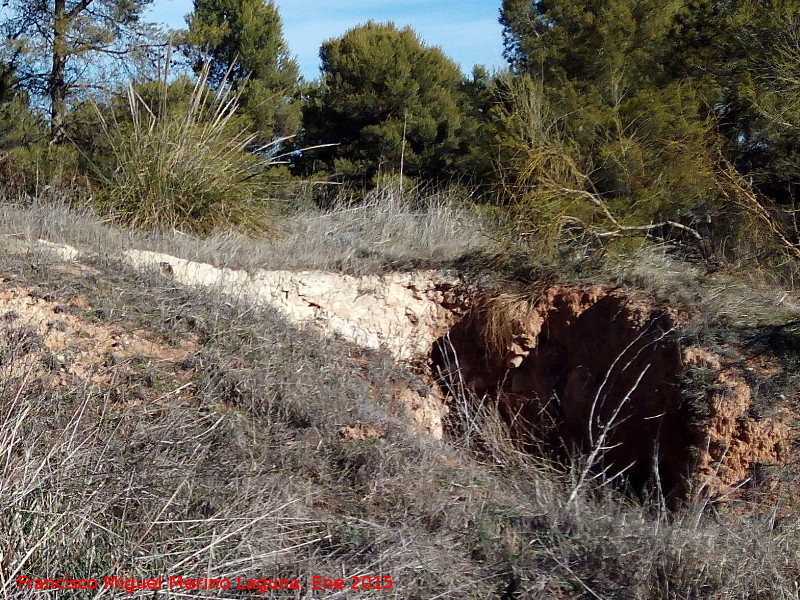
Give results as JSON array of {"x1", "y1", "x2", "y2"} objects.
[
  {"x1": 431, "y1": 284, "x2": 795, "y2": 502},
  {"x1": 685, "y1": 348, "x2": 792, "y2": 499}
]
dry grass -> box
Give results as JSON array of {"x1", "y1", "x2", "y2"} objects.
[
  {"x1": 265, "y1": 184, "x2": 495, "y2": 273},
  {"x1": 0, "y1": 185, "x2": 494, "y2": 276},
  {"x1": 1, "y1": 204, "x2": 800, "y2": 598},
  {"x1": 614, "y1": 245, "x2": 800, "y2": 329},
  {"x1": 0, "y1": 251, "x2": 512, "y2": 598}
]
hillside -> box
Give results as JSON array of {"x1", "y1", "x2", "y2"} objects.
[
  {"x1": 3, "y1": 0, "x2": 800, "y2": 596},
  {"x1": 1, "y1": 200, "x2": 800, "y2": 599}
]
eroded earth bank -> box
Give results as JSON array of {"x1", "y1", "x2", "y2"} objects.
[{"x1": 14, "y1": 241, "x2": 800, "y2": 504}]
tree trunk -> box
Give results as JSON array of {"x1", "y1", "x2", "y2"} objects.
[{"x1": 50, "y1": 0, "x2": 68, "y2": 143}]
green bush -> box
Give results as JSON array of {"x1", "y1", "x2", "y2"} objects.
[{"x1": 90, "y1": 67, "x2": 283, "y2": 236}]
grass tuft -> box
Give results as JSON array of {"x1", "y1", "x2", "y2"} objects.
[{"x1": 91, "y1": 65, "x2": 282, "y2": 236}]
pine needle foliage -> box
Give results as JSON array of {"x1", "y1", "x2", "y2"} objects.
[
  {"x1": 496, "y1": 0, "x2": 800, "y2": 275},
  {"x1": 92, "y1": 65, "x2": 282, "y2": 236},
  {"x1": 298, "y1": 21, "x2": 481, "y2": 186},
  {"x1": 185, "y1": 0, "x2": 302, "y2": 142}
]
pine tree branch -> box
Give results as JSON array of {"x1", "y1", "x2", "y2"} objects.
[{"x1": 66, "y1": 0, "x2": 93, "y2": 20}]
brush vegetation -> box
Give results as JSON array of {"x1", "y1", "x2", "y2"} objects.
[
  {"x1": 89, "y1": 67, "x2": 280, "y2": 236},
  {"x1": 1, "y1": 0, "x2": 800, "y2": 598}
]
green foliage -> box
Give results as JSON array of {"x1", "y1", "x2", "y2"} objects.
[
  {"x1": 495, "y1": 0, "x2": 737, "y2": 259},
  {"x1": 498, "y1": 0, "x2": 800, "y2": 270},
  {"x1": 722, "y1": 2, "x2": 800, "y2": 201},
  {"x1": 185, "y1": 0, "x2": 301, "y2": 141},
  {"x1": 298, "y1": 22, "x2": 484, "y2": 186},
  {"x1": 89, "y1": 69, "x2": 280, "y2": 236},
  {"x1": 3, "y1": 141, "x2": 85, "y2": 196}
]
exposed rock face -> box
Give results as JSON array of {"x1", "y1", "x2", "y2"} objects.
[
  {"x1": 122, "y1": 250, "x2": 467, "y2": 437},
  {"x1": 432, "y1": 284, "x2": 793, "y2": 501},
  {"x1": 123, "y1": 250, "x2": 464, "y2": 363},
  {"x1": 35, "y1": 239, "x2": 82, "y2": 262}
]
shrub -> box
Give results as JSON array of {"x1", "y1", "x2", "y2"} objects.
[{"x1": 90, "y1": 66, "x2": 283, "y2": 236}]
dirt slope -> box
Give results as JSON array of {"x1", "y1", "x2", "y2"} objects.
[
  {"x1": 14, "y1": 239, "x2": 800, "y2": 502},
  {"x1": 433, "y1": 284, "x2": 795, "y2": 501}
]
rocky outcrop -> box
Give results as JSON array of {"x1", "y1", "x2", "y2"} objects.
[
  {"x1": 123, "y1": 250, "x2": 465, "y2": 363},
  {"x1": 122, "y1": 250, "x2": 468, "y2": 437}
]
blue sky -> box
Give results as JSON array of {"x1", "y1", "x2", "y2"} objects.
[{"x1": 145, "y1": 0, "x2": 505, "y2": 80}]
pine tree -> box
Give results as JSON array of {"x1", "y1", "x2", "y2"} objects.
[
  {"x1": 1, "y1": 0, "x2": 159, "y2": 142},
  {"x1": 498, "y1": 0, "x2": 724, "y2": 229},
  {"x1": 298, "y1": 21, "x2": 481, "y2": 186},
  {"x1": 721, "y1": 1, "x2": 800, "y2": 205},
  {"x1": 186, "y1": 0, "x2": 301, "y2": 141}
]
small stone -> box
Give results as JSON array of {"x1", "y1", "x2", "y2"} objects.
[{"x1": 506, "y1": 354, "x2": 524, "y2": 368}]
